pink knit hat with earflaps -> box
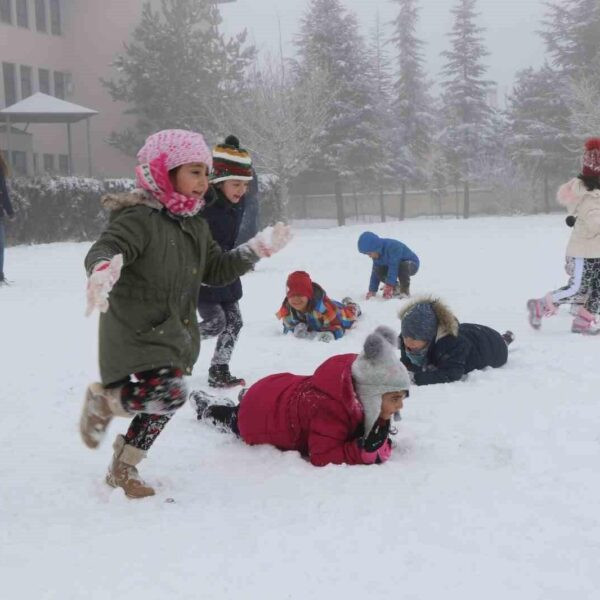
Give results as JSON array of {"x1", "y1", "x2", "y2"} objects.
[
  {"x1": 135, "y1": 129, "x2": 212, "y2": 217},
  {"x1": 137, "y1": 129, "x2": 212, "y2": 171}
]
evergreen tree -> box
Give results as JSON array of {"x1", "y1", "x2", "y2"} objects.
[
  {"x1": 368, "y1": 11, "x2": 395, "y2": 221},
  {"x1": 102, "y1": 0, "x2": 255, "y2": 155},
  {"x1": 439, "y1": 0, "x2": 494, "y2": 218},
  {"x1": 295, "y1": 0, "x2": 380, "y2": 225},
  {"x1": 390, "y1": 0, "x2": 433, "y2": 219},
  {"x1": 506, "y1": 65, "x2": 574, "y2": 211},
  {"x1": 541, "y1": 0, "x2": 600, "y2": 81}
]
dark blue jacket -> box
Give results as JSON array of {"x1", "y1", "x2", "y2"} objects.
[
  {"x1": 197, "y1": 186, "x2": 245, "y2": 304},
  {"x1": 400, "y1": 323, "x2": 508, "y2": 386},
  {"x1": 358, "y1": 232, "x2": 420, "y2": 292},
  {"x1": 236, "y1": 169, "x2": 259, "y2": 245},
  {"x1": 0, "y1": 170, "x2": 14, "y2": 221}
]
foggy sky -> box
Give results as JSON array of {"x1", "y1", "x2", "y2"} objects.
[{"x1": 220, "y1": 0, "x2": 548, "y2": 103}]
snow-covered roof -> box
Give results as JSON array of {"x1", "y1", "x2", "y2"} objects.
[{"x1": 0, "y1": 92, "x2": 98, "y2": 124}]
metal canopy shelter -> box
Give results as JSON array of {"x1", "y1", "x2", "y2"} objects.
[{"x1": 0, "y1": 92, "x2": 99, "y2": 176}]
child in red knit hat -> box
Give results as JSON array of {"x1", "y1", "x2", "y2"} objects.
[
  {"x1": 527, "y1": 138, "x2": 600, "y2": 335},
  {"x1": 276, "y1": 271, "x2": 361, "y2": 342}
]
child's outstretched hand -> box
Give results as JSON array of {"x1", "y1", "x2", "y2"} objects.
[
  {"x1": 247, "y1": 222, "x2": 292, "y2": 258},
  {"x1": 85, "y1": 254, "x2": 123, "y2": 316},
  {"x1": 382, "y1": 284, "x2": 394, "y2": 299}
]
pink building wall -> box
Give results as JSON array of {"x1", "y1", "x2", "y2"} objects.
[{"x1": 1, "y1": 0, "x2": 233, "y2": 177}]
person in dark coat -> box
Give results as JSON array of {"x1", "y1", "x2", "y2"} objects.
[
  {"x1": 398, "y1": 296, "x2": 514, "y2": 386},
  {"x1": 235, "y1": 166, "x2": 260, "y2": 245},
  {"x1": 0, "y1": 151, "x2": 15, "y2": 285},
  {"x1": 198, "y1": 137, "x2": 254, "y2": 388},
  {"x1": 190, "y1": 327, "x2": 410, "y2": 467}
]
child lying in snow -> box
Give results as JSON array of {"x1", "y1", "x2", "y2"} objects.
[
  {"x1": 399, "y1": 296, "x2": 513, "y2": 386},
  {"x1": 276, "y1": 271, "x2": 360, "y2": 342},
  {"x1": 190, "y1": 327, "x2": 410, "y2": 466}
]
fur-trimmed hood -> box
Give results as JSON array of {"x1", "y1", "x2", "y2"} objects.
[
  {"x1": 398, "y1": 295, "x2": 459, "y2": 340},
  {"x1": 100, "y1": 189, "x2": 163, "y2": 212},
  {"x1": 557, "y1": 177, "x2": 600, "y2": 214}
]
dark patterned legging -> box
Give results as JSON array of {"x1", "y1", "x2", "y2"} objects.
[
  {"x1": 198, "y1": 301, "x2": 243, "y2": 366},
  {"x1": 108, "y1": 367, "x2": 187, "y2": 451}
]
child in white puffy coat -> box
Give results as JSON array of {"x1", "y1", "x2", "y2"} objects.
[{"x1": 527, "y1": 138, "x2": 600, "y2": 335}]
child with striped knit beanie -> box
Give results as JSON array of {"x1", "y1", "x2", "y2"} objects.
[
  {"x1": 79, "y1": 129, "x2": 291, "y2": 499},
  {"x1": 198, "y1": 135, "x2": 257, "y2": 388}
]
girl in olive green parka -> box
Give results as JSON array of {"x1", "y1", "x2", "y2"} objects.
[{"x1": 79, "y1": 129, "x2": 291, "y2": 499}]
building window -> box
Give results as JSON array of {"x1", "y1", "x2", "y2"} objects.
[
  {"x1": 53, "y1": 71, "x2": 64, "y2": 98},
  {"x1": 20, "y1": 65, "x2": 32, "y2": 98},
  {"x1": 35, "y1": 0, "x2": 46, "y2": 32},
  {"x1": 58, "y1": 154, "x2": 69, "y2": 174},
  {"x1": 0, "y1": 0, "x2": 12, "y2": 24},
  {"x1": 43, "y1": 153, "x2": 55, "y2": 173},
  {"x1": 16, "y1": 0, "x2": 28, "y2": 27},
  {"x1": 12, "y1": 151, "x2": 27, "y2": 176},
  {"x1": 38, "y1": 68, "x2": 50, "y2": 94},
  {"x1": 2, "y1": 62, "x2": 17, "y2": 106},
  {"x1": 49, "y1": 0, "x2": 60, "y2": 35}
]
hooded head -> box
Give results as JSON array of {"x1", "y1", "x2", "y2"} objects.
[
  {"x1": 135, "y1": 129, "x2": 212, "y2": 216},
  {"x1": 357, "y1": 231, "x2": 383, "y2": 255},
  {"x1": 351, "y1": 326, "x2": 411, "y2": 436},
  {"x1": 400, "y1": 302, "x2": 439, "y2": 343}
]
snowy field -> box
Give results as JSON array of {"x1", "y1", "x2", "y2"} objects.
[{"x1": 2, "y1": 214, "x2": 600, "y2": 600}]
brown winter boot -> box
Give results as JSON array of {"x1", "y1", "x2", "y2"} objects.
[
  {"x1": 80, "y1": 383, "x2": 129, "y2": 449},
  {"x1": 106, "y1": 434, "x2": 155, "y2": 499}
]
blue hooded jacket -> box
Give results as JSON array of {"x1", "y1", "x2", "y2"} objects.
[{"x1": 357, "y1": 231, "x2": 420, "y2": 292}]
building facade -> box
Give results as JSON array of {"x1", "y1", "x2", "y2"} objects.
[{"x1": 0, "y1": 0, "x2": 234, "y2": 177}]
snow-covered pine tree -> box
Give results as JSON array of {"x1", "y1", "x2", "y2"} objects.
[
  {"x1": 541, "y1": 0, "x2": 600, "y2": 81},
  {"x1": 439, "y1": 0, "x2": 494, "y2": 218},
  {"x1": 102, "y1": 0, "x2": 255, "y2": 155},
  {"x1": 368, "y1": 11, "x2": 395, "y2": 222},
  {"x1": 506, "y1": 65, "x2": 574, "y2": 212},
  {"x1": 295, "y1": 0, "x2": 381, "y2": 225},
  {"x1": 390, "y1": 0, "x2": 433, "y2": 220}
]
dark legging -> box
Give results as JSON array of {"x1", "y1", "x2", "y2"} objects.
[
  {"x1": 198, "y1": 301, "x2": 243, "y2": 366},
  {"x1": 376, "y1": 260, "x2": 419, "y2": 294},
  {"x1": 108, "y1": 367, "x2": 187, "y2": 451}
]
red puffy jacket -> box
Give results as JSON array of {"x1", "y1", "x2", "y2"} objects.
[{"x1": 237, "y1": 354, "x2": 378, "y2": 466}]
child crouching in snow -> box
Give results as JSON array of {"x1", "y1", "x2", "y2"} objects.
[
  {"x1": 399, "y1": 297, "x2": 513, "y2": 386},
  {"x1": 357, "y1": 231, "x2": 419, "y2": 299},
  {"x1": 527, "y1": 138, "x2": 600, "y2": 335},
  {"x1": 190, "y1": 327, "x2": 410, "y2": 467},
  {"x1": 276, "y1": 270, "x2": 361, "y2": 342},
  {"x1": 79, "y1": 129, "x2": 291, "y2": 499}
]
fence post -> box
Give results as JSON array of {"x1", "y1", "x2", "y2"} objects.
[
  {"x1": 379, "y1": 187, "x2": 386, "y2": 222},
  {"x1": 335, "y1": 177, "x2": 345, "y2": 226}
]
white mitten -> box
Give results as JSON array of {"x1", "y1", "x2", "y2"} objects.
[
  {"x1": 247, "y1": 222, "x2": 292, "y2": 258},
  {"x1": 316, "y1": 331, "x2": 335, "y2": 343},
  {"x1": 85, "y1": 254, "x2": 123, "y2": 316},
  {"x1": 293, "y1": 323, "x2": 311, "y2": 339}
]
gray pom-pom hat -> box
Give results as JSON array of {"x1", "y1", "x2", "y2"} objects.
[{"x1": 351, "y1": 328, "x2": 411, "y2": 437}]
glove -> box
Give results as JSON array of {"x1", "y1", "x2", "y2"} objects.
[
  {"x1": 382, "y1": 284, "x2": 394, "y2": 299},
  {"x1": 293, "y1": 323, "x2": 311, "y2": 339},
  {"x1": 366, "y1": 291, "x2": 376, "y2": 300},
  {"x1": 85, "y1": 254, "x2": 123, "y2": 316},
  {"x1": 247, "y1": 222, "x2": 292, "y2": 258},
  {"x1": 565, "y1": 215, "x2": 576, "y2": 227},
  {"x1": 359, "y1": 439, "x2": 392, "y2": 465},
  {"x1": 316, "y1": 331, "x2": 335, "y2": 343}
]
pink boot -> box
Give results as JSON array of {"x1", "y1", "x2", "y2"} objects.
[
  {"x1": 527, "y1": 294, "x2": 558, "y2": 330},
  {"x1": 571, "y1": 306, "x2": 600, "y2": 335}
]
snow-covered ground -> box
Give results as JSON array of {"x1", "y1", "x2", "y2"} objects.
[{"x1": 2, "y1": 215, "x2": 600, "y2": 600}]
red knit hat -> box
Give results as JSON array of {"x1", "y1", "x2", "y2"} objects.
[
  {"x1": 286, "y1": 271, "x2": 313, "y2": 299},
  {"x1": 582, "y1": 138, "x2": 600, "y2": 176}
]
